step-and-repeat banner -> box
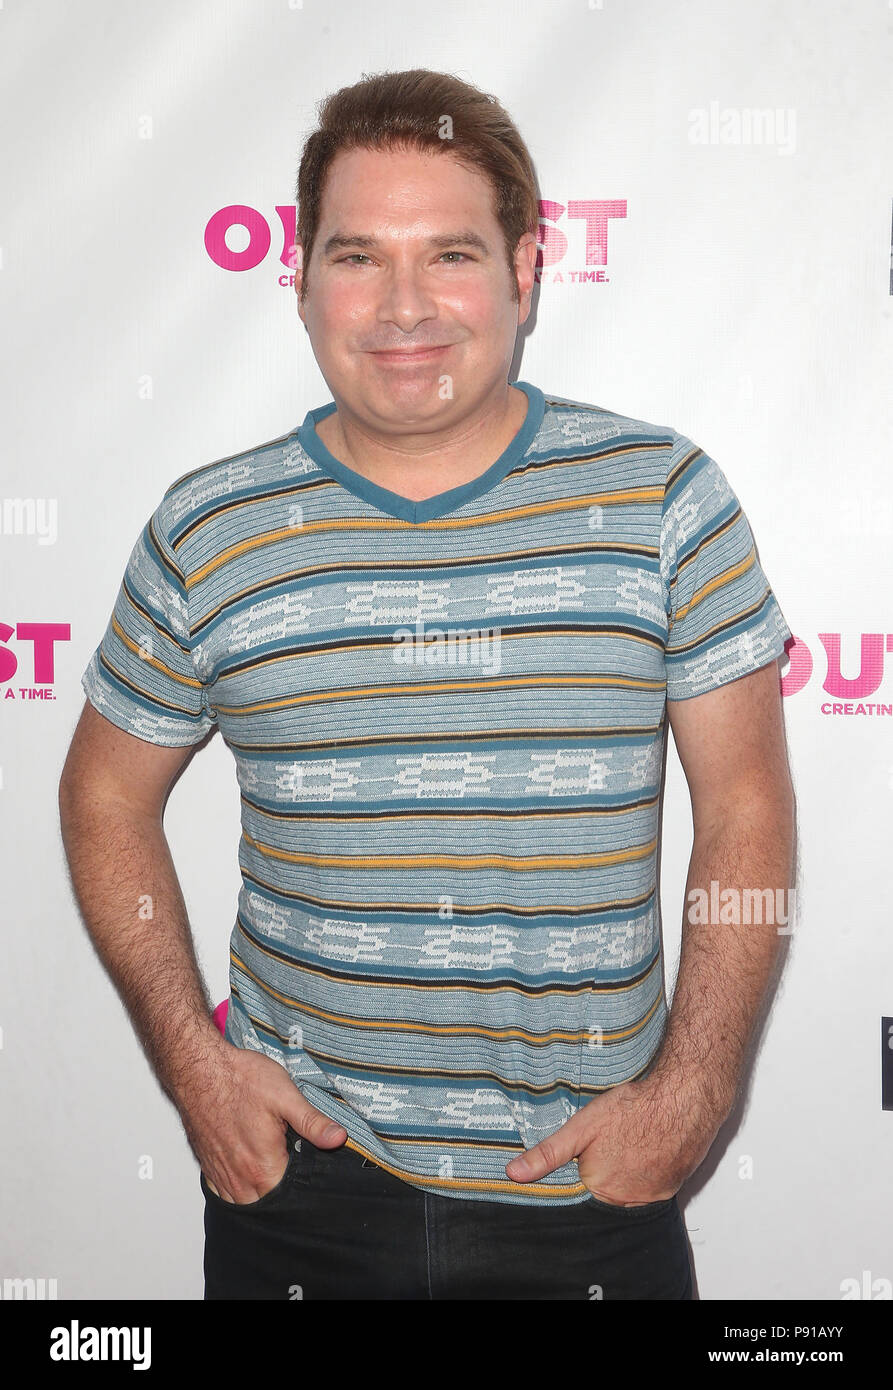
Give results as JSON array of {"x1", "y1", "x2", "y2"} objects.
[{"x1": 3, "y1": 0, "x2": 891, "y2": 1301}]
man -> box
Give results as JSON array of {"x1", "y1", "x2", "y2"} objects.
[{"x1": 59, "y1": 68, "x2": 796, "y2": 1301}]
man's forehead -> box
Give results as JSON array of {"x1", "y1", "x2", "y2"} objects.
[{"x1": 320, "y1": 145, "x2": 496, "y2": 212}]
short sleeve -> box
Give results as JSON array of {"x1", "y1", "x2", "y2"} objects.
[
  {"x1": 80, "y1": 498, "x2": 217, "y2": 746},
  {"x1": 660, "y1": 433, "x2": 792, "y2": 701}
]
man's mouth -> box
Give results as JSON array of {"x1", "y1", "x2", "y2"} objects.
[{"x1": 370, "y1": 345, "x2": 451, "y2": 362}]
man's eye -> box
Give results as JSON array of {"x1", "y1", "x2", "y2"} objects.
[{"x1": 338, "y1": 252, "x2": 471, "y2": 265}]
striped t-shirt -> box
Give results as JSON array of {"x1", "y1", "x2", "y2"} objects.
[{"x1": 80, "y1": 379, "x2": 792, "y2": 1206}]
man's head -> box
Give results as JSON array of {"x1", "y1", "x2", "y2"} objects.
[{"x1": 292, "y1": 68, "x2": 540, "y2": 428}]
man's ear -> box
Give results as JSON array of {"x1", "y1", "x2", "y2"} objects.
[
  {"x1": 514, "y1": 231, "x2": 538, "y2": 322},
  {"x1": 293, "y1": 239, "x2": 305, "y2": 320}
]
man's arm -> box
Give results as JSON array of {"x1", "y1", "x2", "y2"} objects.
[
  {"x1": 649, "y1": 655, "x2": 796, "y2": 1117},
  {"x1": 505, "y1": 656, "x2": 796, "y2": 1199},
  {"x1": 58, "y1": 701, "x2": 346, "y2": 1203},
  {"x1": 58, "y1": 700, "x2": 228, "y2": 1102}
]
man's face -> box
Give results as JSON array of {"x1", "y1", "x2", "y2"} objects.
[{"x1": 294, "y1": 144, "x2": 536, "y2": 427}]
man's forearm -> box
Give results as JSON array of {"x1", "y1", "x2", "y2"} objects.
[
  {"x1": 646, "y1": 796, "x2": 797, "y2": 1121},
  {"x1": 58, "y1": 791, "x2": 229, "y2": 1106}
]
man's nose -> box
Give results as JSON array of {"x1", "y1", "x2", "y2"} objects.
[{"x1": 376, "y1": 265, "x2": 439, "y2": 334}]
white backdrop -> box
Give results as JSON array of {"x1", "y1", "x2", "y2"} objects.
[{"x1": 3, "y1": 0, "x2": 892, "y2": 1300}]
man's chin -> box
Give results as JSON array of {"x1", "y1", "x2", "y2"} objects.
[{"x1": 345, "y1": 376, "x2": 460, "y2": 422}]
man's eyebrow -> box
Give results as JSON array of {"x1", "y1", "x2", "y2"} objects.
[{"x1": 321, "y1": 230, "x2": 491, "y2": 257}]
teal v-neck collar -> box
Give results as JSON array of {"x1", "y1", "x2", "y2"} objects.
[{"x1": 296, "y1": 380, "x2": 545, "y2": 524}]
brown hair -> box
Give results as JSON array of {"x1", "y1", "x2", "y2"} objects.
[{"x1": 294, "y1": 68, "x2": 540, "y2": 304}]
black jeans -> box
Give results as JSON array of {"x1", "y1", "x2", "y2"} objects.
[{"x1": 201, "y1": 1124, "x2": 693, "y2": 1300}]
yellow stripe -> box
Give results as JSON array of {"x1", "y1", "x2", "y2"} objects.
[
  {"x1": 339, "y1": 1136, "x2": 591, "y2": 1199},
  {"x1": 186, "y1": 486, "x2": 665, "y2": 588},
  {"x1": 107, "y1": 615, "x2": 203, "y2": 692},
  {"x1": 238, "y1": 866, "x2": 654, "y2": 918},
  {"x1": 230, "y1": 947, "x2": 662, "y2": 1042},
  {"x1": 240, "y1": 829, "x2": 657, "y2": 871},
  {"x1": 110, "y1": 615, "x2": 203, "y2": 689},
  {"x1": 213, "y1": 671, "x2": 665, "y2": 717},
  {"x1": 673, "y1": 545, "x2": 756, "y2": 624},
  {"x1": 672, "y1": 585, "x2": 769, "y2": 648}
]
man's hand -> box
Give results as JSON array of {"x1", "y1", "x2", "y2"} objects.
[
  {"x1": 177, "y1": 1044, "x2": 348, "y2": 1204},
  {"x1": 504, "y1": 1069, "x2": 731, "y2": 1206}
]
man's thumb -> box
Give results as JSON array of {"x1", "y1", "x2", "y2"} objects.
[
  {"x1": 290, "y1": 1102, "x2": 348, "y2": 1149},
  {"x1": 505, "y1": 1115, "x2": 586, "y2": 1181}
]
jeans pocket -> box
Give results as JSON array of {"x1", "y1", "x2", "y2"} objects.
[
  {"x1": 200, "y1": 1124, "x2": 303, "y2": 1211},
  {"x1": 584, "y1": 1192, "x2": 677, "y2": 1220}
]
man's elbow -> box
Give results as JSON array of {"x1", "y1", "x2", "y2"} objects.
[{"x1": 694, "y1": 775, "x2": 797, "y2": 851}]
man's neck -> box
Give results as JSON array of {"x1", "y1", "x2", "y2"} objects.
[{"x1": 314, "y1": 382, "x2": 528, "y2": 502}]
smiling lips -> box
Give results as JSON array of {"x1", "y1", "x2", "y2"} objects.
[{"x1": 371, "y1": 345, "x2": 451, "y2": 361}]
